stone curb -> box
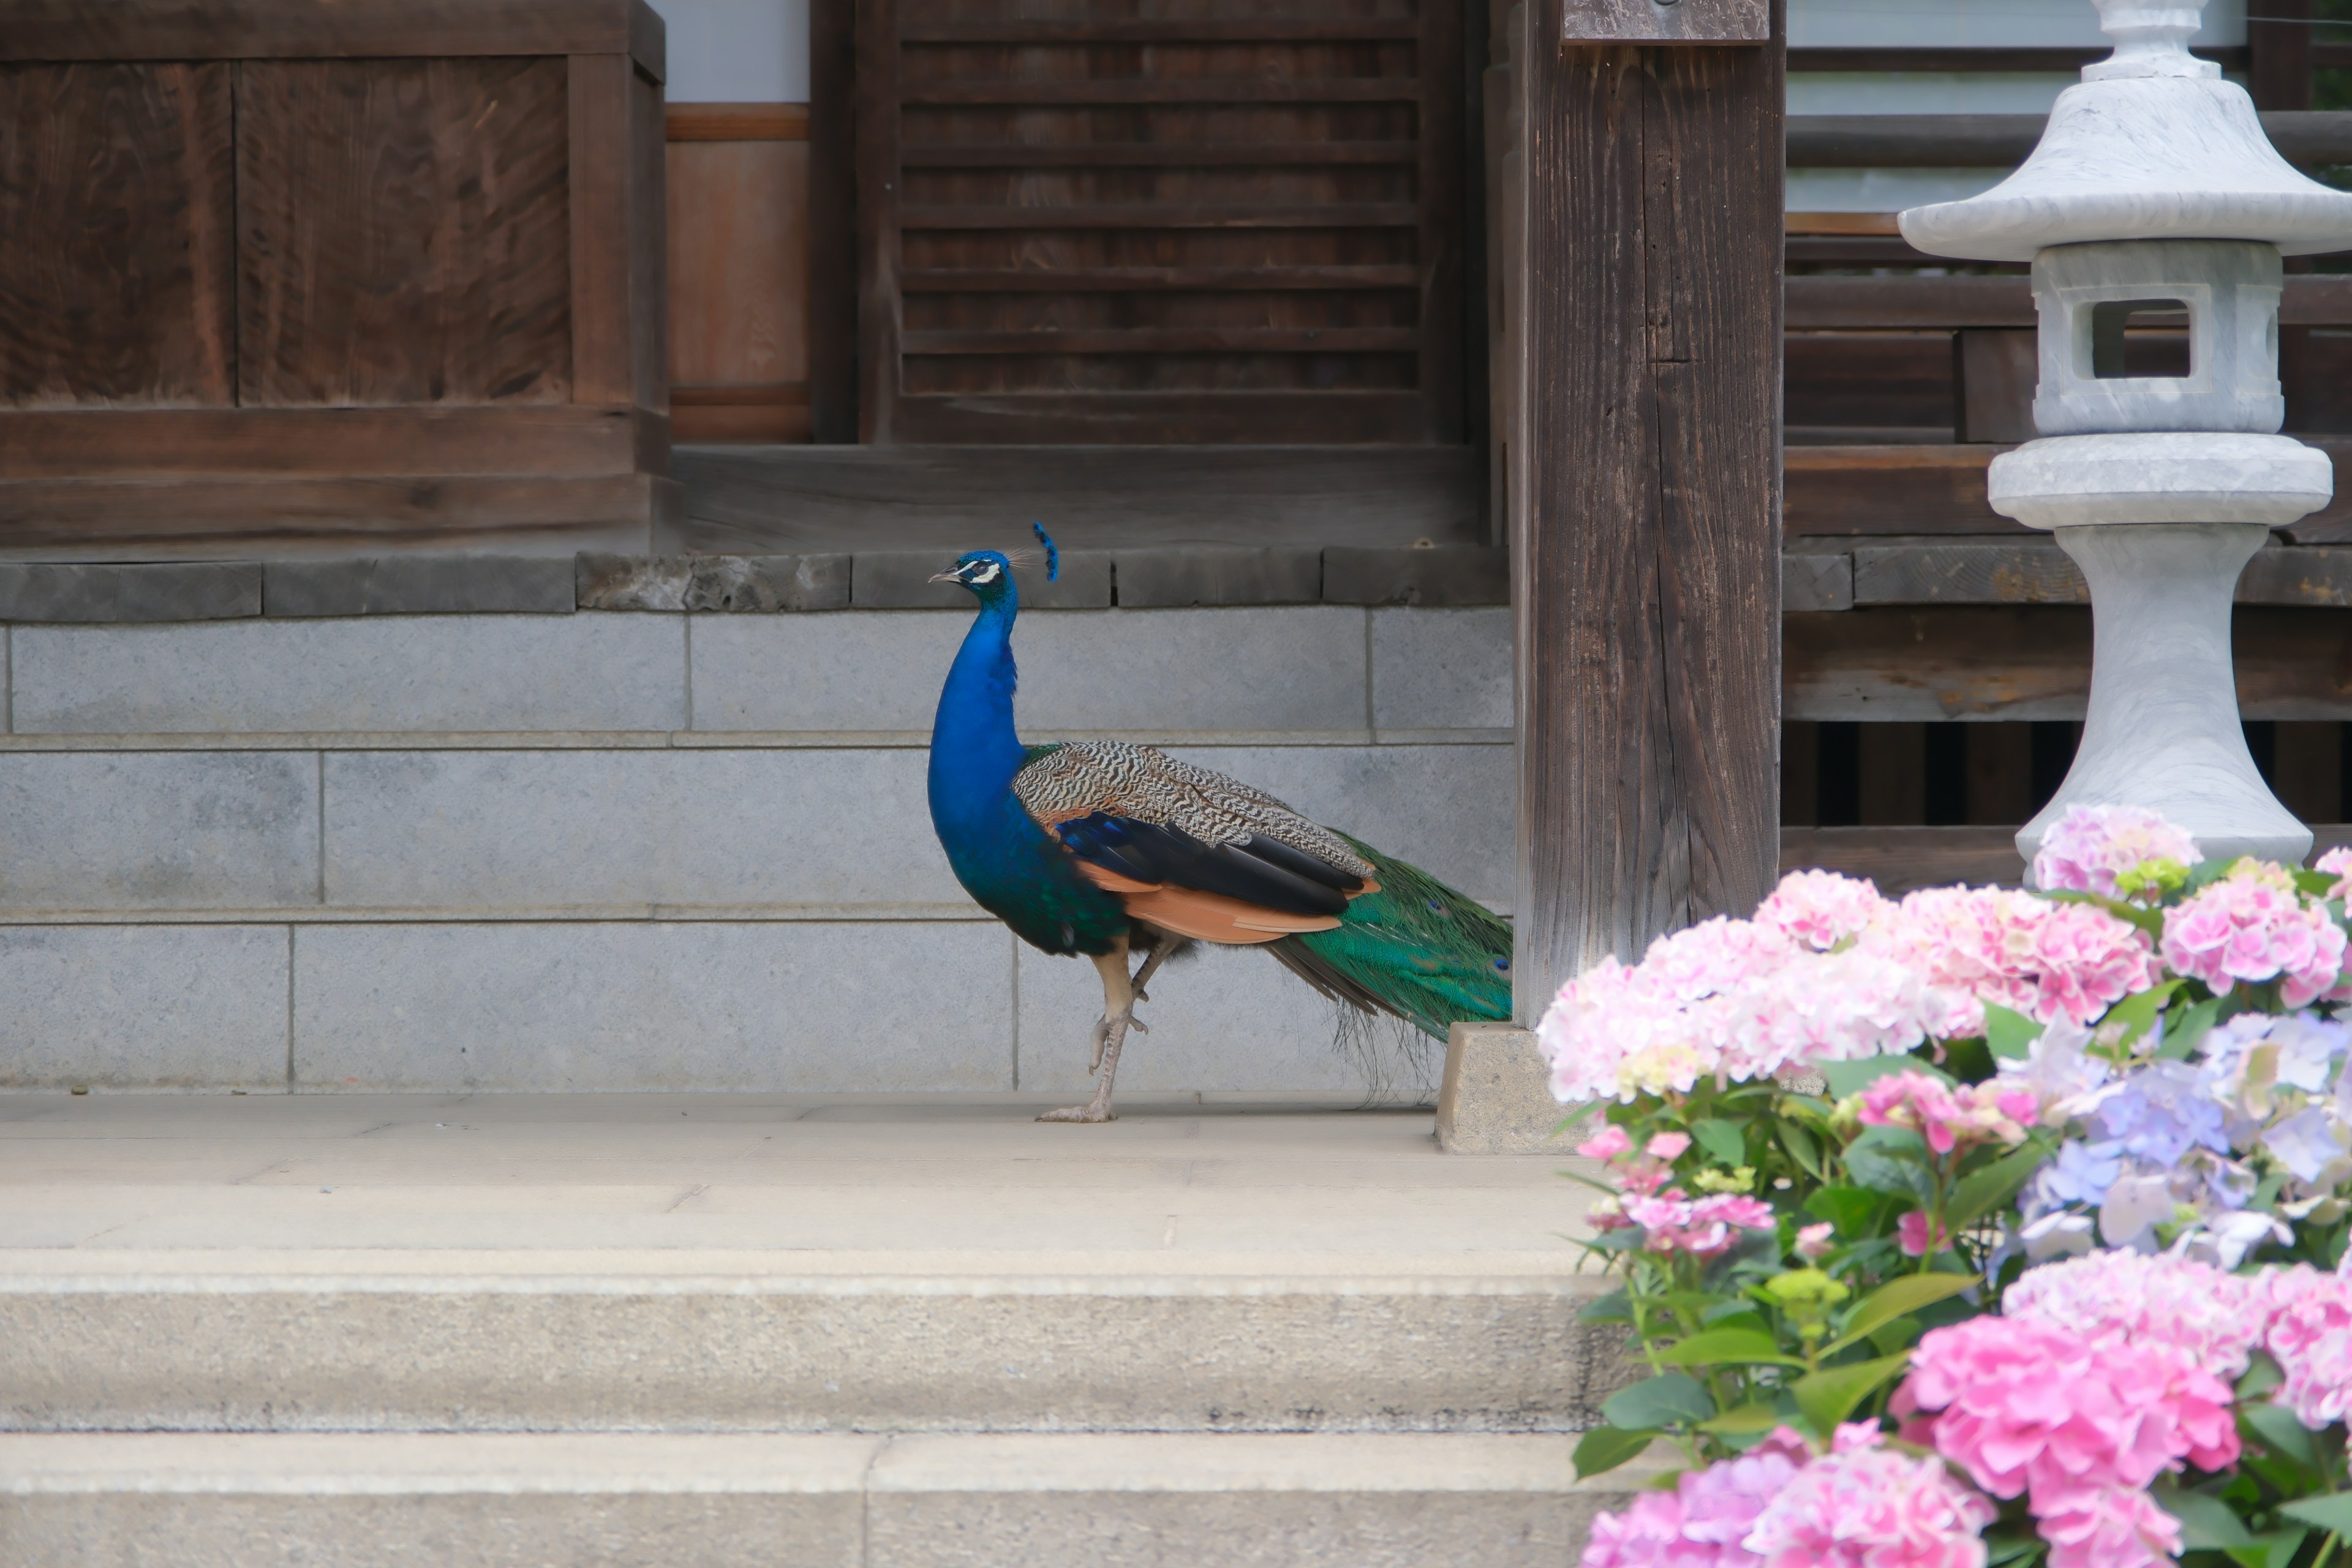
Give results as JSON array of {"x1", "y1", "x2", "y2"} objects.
[{"x1": 0, "y1": 549, "x2": 1514, "y2": 622}]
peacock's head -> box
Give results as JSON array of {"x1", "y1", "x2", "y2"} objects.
[{"x1": 931, "y1": 549, "x2": 1017, "y2": 604}]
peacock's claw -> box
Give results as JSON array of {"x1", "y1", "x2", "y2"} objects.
[{"x1": 1036, "y1": 1099, "x2": 1116, "y2": 1124}]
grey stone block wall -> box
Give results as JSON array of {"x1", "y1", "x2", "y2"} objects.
[{"x1": 0, "y1": 606, "x2": 1513, "y2": 1095}]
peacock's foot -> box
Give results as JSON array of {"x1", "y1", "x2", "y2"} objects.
[{"x1": 1036, "y1": 1099, "x2": 1117, "y2": 1124}]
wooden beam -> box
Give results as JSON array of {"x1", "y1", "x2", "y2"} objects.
[
  {"x1": 2249, "y1": 0, "x2": 2313, "y2": 111},
  {"x1": 1510, "y1": 5, "x2": 1784, "y2": 1017},
  {"x1": 1787, "y1": 111, "x2": 2352, "y2": 168},
  {"x1": 1781, "y1": 826, "x2": 2025, "y2": 894},
  {"x1": 665, "y1": 104, "x2": 808, "y2": 142},
  {"x1": 1785, "y1": 606, "x2": 2352, "y2": 722},
  {"x1": 0, "y1": 0, "x2": 666, "y2": 77},
  {"x1": 1787, "y1": 46, "x2": 2245, "y2": 73}
]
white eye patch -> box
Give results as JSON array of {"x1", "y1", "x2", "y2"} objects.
[{"x1": 969, "y1": 561, "x2": 1002, "y2": 583}]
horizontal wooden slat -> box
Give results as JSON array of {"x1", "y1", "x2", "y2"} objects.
[
  {"x1": 900, "y1": 202, "x2": 1422, "y2": 230},
  {"x1": 666, "y1": 103, "x2": 808, "y2": 142},
  {"x1": 885, "y1": 390, "x2": 1436, "y2": 445},
  {"x1": 903, "y1": 327, "x2": 1421, "y2": 355},
  {"x1": 0, "y1": 407, "x2": 657, "y2": 480},
  {"x1": 898, "y1": 79, "x2": 1419, "y2": 105},
  {"x1": 1787, "y1": 212, "x2": 1901, "y2": 236},
  {"x1": 1, "y1": 0, "x2": 665, "y2": 76},
  {"x1": 0, "y1": 474, "x2": 669, "y2": 556},
  {"x1": 1787, "y1": 46, "x2": 2244, "y2": 72},
  {"x1": 1781, "y1": 826, "x2": 2025, "y2": 894},
  {"x1": 671, "y1": 382, "x2": 811, "y2": 407},
  {"x1": 1787, "y1": 606, "x2": 2352, "y2": 722},
  {"x1": 1785, "y1": 445, "x2": 2016, "y2": 535},
  {"x1": 1787, "y1": 273, "x2": 2352, "y2": 330},
  {"x1": 1787, "y1": 111, "x2": 2352, "y2": 170},
  {"x1": 902, "y1": 265, "x2": 1422, "y2": 292},
  {"x1": 900, "y1": 141, "x2": 1419, "y2": 167},
  {"x1": 897, "y1": 18, "x2": 1422, "y2": 42}
]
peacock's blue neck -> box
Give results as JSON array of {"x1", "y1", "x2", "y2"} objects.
[{"x1": 928, "y1": 591, "x2": 1027, "y2": 835}]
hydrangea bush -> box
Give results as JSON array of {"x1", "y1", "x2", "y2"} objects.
[{"x1": 1545, "y1": 807, "x2": 2352, "y2": 1568}]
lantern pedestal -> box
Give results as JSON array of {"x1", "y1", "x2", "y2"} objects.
[{"x1": 2018, "y1": 521, "x2": 2308, "y2": 867}]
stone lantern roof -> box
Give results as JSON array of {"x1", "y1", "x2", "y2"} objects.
[{"x1": 1901, "y1": 0, "x2": 2352, "y2": 262}]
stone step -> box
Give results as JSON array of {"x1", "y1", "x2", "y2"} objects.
[
  {"x1": 0, "y1": 1431, "x2": 1633, "y2": 1568},
  {"x1": 0, "y1": 1248, "x2": 1626, "y2": 1435}
]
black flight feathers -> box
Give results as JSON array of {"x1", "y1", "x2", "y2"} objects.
[{"x1": 1055, "y1": 812, "x2": 1363, "y2": 918}]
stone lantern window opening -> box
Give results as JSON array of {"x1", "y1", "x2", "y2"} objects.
[{"x1": 2086, "y1": 300, "x2": 2190, "y2": 380}]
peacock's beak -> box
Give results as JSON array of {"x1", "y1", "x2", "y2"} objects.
[{"x1": 929, "y1": 568, "x2": 963, "y2": 584}]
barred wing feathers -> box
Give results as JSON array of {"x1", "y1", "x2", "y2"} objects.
[{"x1": 1011, "y1": 741, "x2": 1373, "y2": 944}]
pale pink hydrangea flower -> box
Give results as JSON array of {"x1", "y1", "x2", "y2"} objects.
[
  {"x1": 1741, "y1": 1430, "x2": 1995, "y2": 1568},
  {"x1": 2161, "y1": 860, "x2": 2348, "y2": 1008},
  {"x1": 2261, "y1": 1265, "x2": 2352, "y2": 1429},
  {"x1": 2034, "y1": 1485, "x2": 2184, "y2": 1568},
  {"x1": 1728, "y1": 947, "x2": 1931, "y2": 1081},
  {"x1": 1580, "y1": 1430, "x2": 1809, "y2": 1568},
  {"x1": 1869, "y1": 886, "x2": 2160, "y2": 1033},
  {"x1": 1857, "y1": 1069, "x2": 2037, "y2": 1156},
  {"x1": 1754, "y1": 869, "x2": 1890, "y2": 952},
  {"x1": 2031, "y1": 805, "x2": 2201, "y2": 900},
  {"x1": 1906, "y1": 1316, "x2": 2239, "y2": 1515},
  {"x1": 2003, "y1": 1250, "x2": 2267, "y2": 1379},
  {"x1": 2314, "y1": 844, "x2": 2352, "y2": 903}
]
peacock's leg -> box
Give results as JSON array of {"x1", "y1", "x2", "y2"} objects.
[
  {"x1": 1128, "y1": 930, "x2": 1180, "y2": 1006},
  {"x1": 1039, "y1": 941, "x2": 1135, "y2": 1124}
]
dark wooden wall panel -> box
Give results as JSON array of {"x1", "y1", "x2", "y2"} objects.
[
  {"x1": 861, "y1": 0, "x2": 1466, "y2": 443},
  {"x1": 0, "y1": 62, "x2": 235, "y2": 407},
  {"x1": 236, "y1": 57, "x2": 573, "y2": 407}
]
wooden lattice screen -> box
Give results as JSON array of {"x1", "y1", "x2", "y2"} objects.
[{"x1": 854, "y1": 0, "x2": 1463, "y2": 443}]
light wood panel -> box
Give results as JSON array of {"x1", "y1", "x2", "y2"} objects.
[{"x1": 666, "y1": 105, "x2": 811, "y2": 442}]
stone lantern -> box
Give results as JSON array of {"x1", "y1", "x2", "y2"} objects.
[{"x1": 1901, "y1": 0, "x2": 2352, "y2": 869}]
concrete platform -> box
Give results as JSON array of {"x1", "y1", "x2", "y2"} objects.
[{"x1": 0, "y1": 1095, "x2": 1622, "y2": 1436}]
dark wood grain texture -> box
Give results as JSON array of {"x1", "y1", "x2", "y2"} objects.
[
  {"x1": 1510, "y1": 2, "x2": 1784, "y2": 1013},
  {"x1": 666, "y1": 103, "x2": 808, "y2": 141},
  {"x1": 1787, "y1": 111, "x2": 2352, "y2": 169},
  {"x1": 1646, "y1": 38, "x2": 1784, "y2": 927},
  {"x1": 2249, "y1": 0, "x2": 2312, "y2": 111},
  {"x1": 1955, "y1": 329, "x2": 2037, "y2": 443},
  {"x1": 237, "y1": 58, "x2": 571, "y2": 407},
  {"x1": 0, "y1": 62, "x2": 235, "y2": 407},
  {"x1": 1781, "y1": 826, "x2": 2025, "y2": 895},
  {"x1": 807, "y1": 0, "x2": 857, "y2": 441},
  {"x1": 2, "y1": 0, "x2": 665, "y2": 77}
]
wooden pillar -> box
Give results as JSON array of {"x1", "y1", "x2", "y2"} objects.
[
  {"x1": 1508, "y1": 0, "x2": 1785, "y2": 1020},
  {"x1": 2249, "y1": 0, "x2": 2312, "y2": 112}
]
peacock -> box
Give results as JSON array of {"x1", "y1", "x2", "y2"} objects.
[{"x1": 927, "y1": 524, "x2": 1514, "y2": 1123}]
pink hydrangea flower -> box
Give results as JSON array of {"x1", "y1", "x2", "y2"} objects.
[
  {"x1": 1906, "y1": 1316, "x2": 2239, "y2": 1514},
  {"x1": 1796, "y1": 1222, "x2": 1835, "y2": 1259},
  {"x1": 1648, "y1": 1131, "x2": 1694, "y2": 1159},
  {"x1": 1623, "y1": 1192, "x2": 1778, "y2": 1258},
  {"x1": 2034, "y1": 1486, "x2": 2184, "y2": 1568},
  {"x1": 1581, "y1": 1430, "x2": 1810, "y2": 1568},
  {"x1": 2161, "y1": 860, "x2": 2348, "y2": 1008},
  {"x1": 2261, "y1": 1265, "x2": 2352, "y2": 1429},
  {"x1": 2003, "y1": 1251, "x2": 2267, "y2": 1380},
  {"x1": 2031, "y1": 805, "x2": 2201, "y2": 900},
  {"x1": 1755, "y1": 869, "x2": 1890, "y2": 952},
  {"x1": 1898, "y1": 1209, "x2": 1950, "y2": 1257},
  {"x1": 1578, "y1": 1125, "x2": 1632, "y2": 1161},
  {"x1": 1742, "y1": 1438, "x2": 1996, "y2": 1568},
  {"x1": 1857, "y1": 1069, "x2": 2038, "y2": 1156}
]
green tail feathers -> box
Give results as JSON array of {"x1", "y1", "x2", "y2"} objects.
[{"x1": 1268, "y1": 834, "x2": 1512, "y2": 1041}]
